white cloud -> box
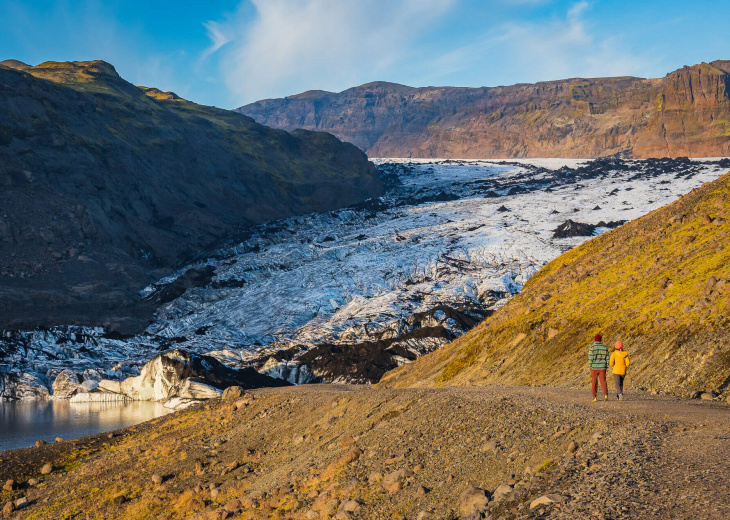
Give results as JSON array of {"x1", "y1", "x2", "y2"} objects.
[{"x1": 212, "y1": 0, "x2": 456, "y2": 105}]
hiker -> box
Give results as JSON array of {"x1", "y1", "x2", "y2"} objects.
[
  {"x1": 588, "y1": 334, "x2": 610, "y2": 402},
  {"x1": 610, "y1": 341, "x2": 630, "y2": 401}
]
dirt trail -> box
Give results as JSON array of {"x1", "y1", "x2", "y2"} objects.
[{"x1": 1, "y1": 385, "x2": 728, "y2": 520}]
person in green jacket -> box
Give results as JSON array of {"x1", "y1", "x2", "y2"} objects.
[
  {"x1": 588, "y1": 334, "x2": 610, "y2": 402},
  {"x1": 610, "y1": 341, "x2": 630, "y2": 401}
]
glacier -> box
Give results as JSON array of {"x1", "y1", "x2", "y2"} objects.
[{"x1": 1, "y1": 157, "x2": 728, "y2": 396}]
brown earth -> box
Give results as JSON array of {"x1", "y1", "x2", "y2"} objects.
[
  {"x1": 379, "y1": 172, "x2": 730, "y2": 399},
  {"x1": 1, "y1": 385, "x2": 729, "y2": 520},
  {"x1": 0, "y1": 60, "x2": 383, "y2": 333},
  {"x1": 239, "y1": 61, "x2": 730, "y2": 160}
]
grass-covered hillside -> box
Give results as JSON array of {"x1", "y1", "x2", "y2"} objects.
[
  {"x1": 0, "y1": 60, "x2": 383, "y2": 332},
  {"x1": 380, "y1": 172, "x2": 730, "y2": 398}
]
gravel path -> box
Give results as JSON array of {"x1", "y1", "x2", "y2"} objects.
[{"x1": 1, "y1": 385, "x2": 728, "y2": 519}]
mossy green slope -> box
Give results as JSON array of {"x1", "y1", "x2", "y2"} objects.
[
  {"x1": 0, "y1": 60, "x2": 383, "y2": 332},
  {"x1": 380, "y1": 173, "x2": 730, "y2": 398}
]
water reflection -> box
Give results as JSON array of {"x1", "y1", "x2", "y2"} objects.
[{"x1": 0, "y1": 400, "x2": 171, "y2": 452}]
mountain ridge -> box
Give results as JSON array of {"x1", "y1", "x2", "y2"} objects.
[{"x1": 239, "y1": 60, "x2": 730, "y2": 159}]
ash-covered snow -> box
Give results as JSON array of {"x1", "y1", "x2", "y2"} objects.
[{"x1": 1, "y1": 157, "x2": 727, "y2": 396}]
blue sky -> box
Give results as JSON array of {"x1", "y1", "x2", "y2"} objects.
[{"x1": 1, "y1": 0, "x2": 728, "y2": 109}]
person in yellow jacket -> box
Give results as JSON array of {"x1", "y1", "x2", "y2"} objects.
[{"x1": 609, "y1": 341, "x2": 630, "y2": 401}]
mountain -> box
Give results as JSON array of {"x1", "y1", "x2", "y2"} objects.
[
  {"x1": 379, "y1": 171, "x2": 730, "y2": 398},
  {"x1": 238, "y1": 61, "x2": 730, "y2": 159},
  {"x1": 0, "y1": 60, "x2": 384, "y2": 333}
]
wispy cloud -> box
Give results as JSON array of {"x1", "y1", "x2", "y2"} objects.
[
  {"x1": 201, "y1": 21, "x2": 232, "y2": 61},
  {"x1": 209, "y1": 0, "x2": 457, "y2": 105},
  {"x1": 418, "y1": 1, "x2": 647, "y2": 87}
]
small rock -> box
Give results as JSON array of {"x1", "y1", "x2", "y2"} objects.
[
  {"x1": 340, "y1": 436, "x2": 355, "y2": 449},
  {"x1": 700, "y1": 392, "x2": 716, "y2": 400},
  {"x1": 3, "y1": 501, "x2": 15, "y2": 515},
  {"x1": 530, "y1": 494, "x2": 566, "y2": 509},
  {"x1": 416, "y1": 512, "x2": 431, "y2": 520},
  {"x1": 3, "y1": 480, "x2": 14, "y2": 491},
  {"x1": 591, "y1": 432, "x2": 603, "y2": 440},
  {"x1": 13, "y1": 497, "x2": 28, "y2": 509},
  {"x1": 368, "y1": 471, "x2": 383, "y2": 483},
  {"x1": 35, "y1": 439, "x2": 47, "y2": 447},
  {"x1": 386, "y1": 481, "x2": 403, "y2": 493},
  {"x1": 41, "y1": 464, "x2": 53, "y2": 475},
  {"x1": 413, "y1": 463, "x2": 424, "y2": 472},
  {"x1": 151, "y1": 474, "x2": 163, "y2": 485},
  {"x1": 458, "y1": 485, "x2": 490, "y2": 517},
  {"x1": 481, "y1": 440, "x2": 498, "y2": 453},
  {"x1": 55, "y1": 437, "x2": 64, "y2": 443},
  {"x1": 211, "y1": 488, "x2": 220, "y2": 499},
  {"x1": 416, "y1": 485, "x2": 429, "y2": 497},
  {"x1": 224, "y1": 499, "x2": 241, "y2": 512},
  {"x1": 567, "y1": 441, "x2": 579, "y2": 453},
  {"x1": 113, "y1": 495, "x2": 127, "y2": 505},
  {"x1": 27, "y1": 479, "x2": 38, "y2": 486},
  {"x1": 339, "y1": 499, "x2": 361, "y2": 513},
  {"x1": 383, "y1": 469, "x2": 406, "y2": 490},
  {"x1": 304, "y1": 511, "x2": 320, "y2": 519}
]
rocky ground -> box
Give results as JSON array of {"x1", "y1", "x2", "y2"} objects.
[{"x1": 1, "y1": 385, "x2": 728, "y2": 519}]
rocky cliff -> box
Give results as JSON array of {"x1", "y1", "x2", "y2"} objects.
[
  {"x1": 0, "y1": 60, "x2": 384, "y2": 333},
  {"x1": 239, "y1": 61, "x2": 730, "y2": 159},
  {"x1": 379, "y1": 170, "x2": 730, "y2": 397}
]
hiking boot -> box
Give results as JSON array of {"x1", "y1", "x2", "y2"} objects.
[
  {"x1": 604, "y1": 395, "x2": 609, "y2": 401},
  {"x1": 592, "y1": 397, "x2": 598, "y2": 403},
  {"x1": 619, "y1": 394, "x2": 624, "y2": 401}
]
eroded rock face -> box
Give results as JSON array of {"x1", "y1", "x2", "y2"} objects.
[
  {"x1": 71, "y1": 349, "x2": 288, "y2": 405},
  {"x1": 239, "y1": 61, "x2": 730, "y2": 160}
]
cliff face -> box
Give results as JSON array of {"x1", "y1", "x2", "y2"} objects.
[
  {"x1": 239, "y1": 61, "x2": 730, "y2": 159},
  {"x1": 379, "y1": 171, "x2": 730, "y2": 397},
  {"x1": 0, "y1": 60, "x2": 383, "y2": 332}
]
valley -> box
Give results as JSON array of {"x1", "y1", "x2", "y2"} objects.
[{"x1": 1, "y1": 157, "x2": 727, "y2": 400}]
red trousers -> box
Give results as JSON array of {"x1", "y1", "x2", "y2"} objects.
[{"x1": 591, "y1": 369, "x2": 608, "y2": 397}]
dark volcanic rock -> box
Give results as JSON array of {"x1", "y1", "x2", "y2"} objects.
[
  {"x1": 0, "y1": 60, "x2": 384, "y2": 333},
  {"x1": 553, "y1": 220, "x2": 597, "y2": 238},
  {"x1": 552, "y1": 219, "x2": 627, "y2": 238}
]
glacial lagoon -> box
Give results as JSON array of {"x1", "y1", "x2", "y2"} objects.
[{"x1": 0, "y1": 399, "x2": 171, "y2": 452}]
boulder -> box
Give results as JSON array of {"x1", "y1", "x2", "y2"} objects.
[
  {"x1": 221, "y1": 386, "x2": 245, "y2": 400},
  {"x1": 700, "y1": 392, "x2": 717, "y2": 400},
  {"x1": 458, "y1": 485, "x2": 490, "y2": 517}
]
